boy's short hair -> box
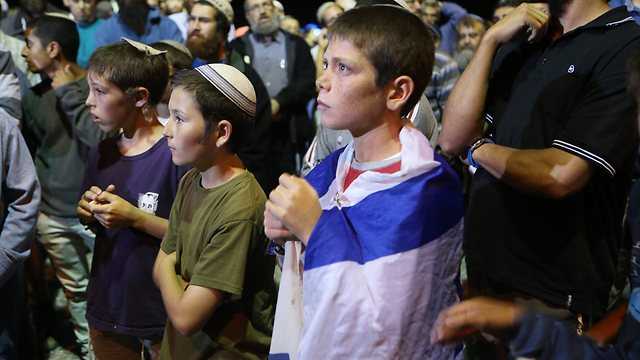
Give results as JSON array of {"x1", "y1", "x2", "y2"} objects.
[
  {"x1": 26, "y1": 15, "x2": 79, "y2": 62},
  {"x1": 87, "y1": 41, "x2": 169, "y2": 106},
  {"x1": 151, "y1": 41, "x2": 194, "y2": 72},
  {"x1": 328, "y1": 5, "x2": 434, "y2": 115},
  {"x1": 172, "y1": 68, "x2": 255, "y2": 153}
]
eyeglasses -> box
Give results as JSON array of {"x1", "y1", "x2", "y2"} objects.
[{"x1": 247, "y1": 1, "x2": 273, "y2": 13}]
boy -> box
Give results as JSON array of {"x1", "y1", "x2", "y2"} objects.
[
  {"x1": 153, "y1": 64, "x2": 275, "y2": 359},
  {"x1": 20, "y1": 15, "x2": 108, "y2": 358},
  {"x1": 265, "y1": 5, "x2": 463, "y2": 359}
]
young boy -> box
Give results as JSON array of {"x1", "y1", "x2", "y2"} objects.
[
  {"x1": 153, "y1": 64, "x2": 275, "y2": 359},
  {"x1": 78, "y1": 39, "x2": 187, "y2": 359},
  {"x1": 20, "y1": 15, "x2": 108, "y2": 358},
  {"x1": 265, "y1": 5, "x2": 464, "y2": 359}
]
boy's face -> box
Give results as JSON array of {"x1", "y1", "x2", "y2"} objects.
[
  {"x1": 66, "y1": 0, "x2": 97, "y2": 23},
  {"x1": 316, "y1": 37, "x2": 389, "y2": 137},
  {"x1": 21, "y1": 28, "x2": 52, "y2": 74},
  {"x1": 165, "y1": 86, "x2": 215, "y2": 169},
  {"x1": 85, "y1": 72, "x2": 137, "y2": 133}
]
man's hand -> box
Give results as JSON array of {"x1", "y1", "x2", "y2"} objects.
[
  {"x1": 430, "y1": 297, "x2": 524, "y2": 344},
  {"x1": 89, "y1": 185, "x2": 141, "y2": 229},
  {"x1": 266, "y1": 173, "x2": 322, "y2": 245},
  {"x1": 485, "y1": 3, "x2": 550, "y2": 46}
]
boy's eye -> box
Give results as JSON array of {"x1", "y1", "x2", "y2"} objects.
[
  {"x1": 338, "y1": 64, "x2": 348, "y2": 72},
  {"x1": 322, "y1": 61, "x2": 328, "y2": 71},
  {"x1": 175, "y1": 116, "x2": 184, "y2": 123}
]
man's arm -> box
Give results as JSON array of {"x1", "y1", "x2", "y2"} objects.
[
  {"x1": 471, "y1": 145, "x2": 593, "y2": 199},
  {"x1": 0, "y1": 48, "x2": 21, "y2": 121},
  {"x1": 153, "y1": 250, "x2": 224, "y2": 336},
  {"x1": 55, "y1": 74, "x2": 110, "y2": 147},
  {"x1": 439, "y1": 3, "x2": 550, "y2": 155},
  {"x1": 0, "y1": 114, "x2": 41, "y2": 287}
]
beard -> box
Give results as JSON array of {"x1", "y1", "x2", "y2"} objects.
[
  {"x1": 119, "y1": 0, "x2": 149, "y2": 36},
  {"x1": 249, "y1": 16, "x2": 280, "y2": 36},
  {"x1": 187, "y1": 31, "x2": 223, "y2": 61},
  {"x1": 544, "y1": 0, "x2": 569, "y2": 18}
]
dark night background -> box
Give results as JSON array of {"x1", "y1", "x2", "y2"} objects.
[{"x1": 231, "y1": 0, "x2": 497, "y2": 26}]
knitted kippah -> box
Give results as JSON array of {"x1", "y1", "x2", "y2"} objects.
[
  {"x1": 201, "y1": 0, "x2": 234, "y2": 23},
  {"x1": 195, "y1": 63, "x2": 256, "y2": 117},
  {"x1": 158, "y1": 39, "x2": 193, "y2": 58}
]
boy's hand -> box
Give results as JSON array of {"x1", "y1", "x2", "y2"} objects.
[
  {"x1": 90, "y1": 185, "x2": 141, "y2": 229},
  {"x1": 264, "y1": 208, "x2": 294, "y2": 244},
  {"x1": 266, "y1": 173, "x2": 322, "y2": 245},
  {"x1": 484, "y1": 3, "x2": 549, "y2": 46},
  {"x1": 77, "y1": 184, "x2": 115, "y2": 224}
]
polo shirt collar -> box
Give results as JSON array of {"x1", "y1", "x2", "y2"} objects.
[{"x1": 580, "y1": 6, "x2": 634, "y2": 30}]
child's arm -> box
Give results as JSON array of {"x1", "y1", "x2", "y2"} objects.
[
  {"x1": 88, "y1": 185, "x2": 169, "y2": 239},
  {"x1": 153, "y1": 249, "x2": 224, "y2": 336},
  {"x1": 266, "y1": 173, "x2": 322, "y2": 246}
]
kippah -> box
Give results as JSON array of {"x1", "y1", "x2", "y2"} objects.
[
  {"x1": 158, "y1": 39, "x2": 193, "y2": 58},
  {"x1": 200, "y1": 0, "x2": 234, "y2": 23},
  {"x1": 122, "y1": 38, "x2": 166, "y2": 56},
  {"x1": 195, "y1": 63, "x2": 256, "y2": 117}
]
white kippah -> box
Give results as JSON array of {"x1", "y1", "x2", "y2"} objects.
[
  {"x1": 201, "y1": 0, "x2": 234, "y2": 24},
  {"x1": 195, "y1": 63, "x2": 256, "y2": 117},
  {"x1": 122, "y1": 37, "x2": 167, "y2": 56}
]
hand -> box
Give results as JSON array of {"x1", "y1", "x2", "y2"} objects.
[
  {"x1": 77, "y1": 184, "x2": 115, "y2": 224},
  {"x1": 266, "y1": 173, "x2": 322, "y2": 244},
  {"x1": 264, "y1": 208, "x2": 294, "y2": 244},
  {"x1": 430, "y1": 297, "x2": 524, "y2": 344},
  {"x1": 485, "y1": 3, "x2": 550, "y2": 46},
  {"x1": 89, "y1": 185, "x2": 141, "y2": 229},
  {"x1": 270, "y1": 98, "x2": 281, "y2": 116},
  {"x1": 51, "y1": 63, "x2": 79, "y2": 89}
]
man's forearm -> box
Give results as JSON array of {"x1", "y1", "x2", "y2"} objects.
[{"x1": 439, "y1": 35, "x2": 500, "y2": 155}]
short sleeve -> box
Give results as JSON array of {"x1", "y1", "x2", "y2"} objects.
[{"x1": 552, "y1": 40, "x2": 640, "y2": 176}]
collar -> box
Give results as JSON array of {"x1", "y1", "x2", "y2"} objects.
[
  {"x1": 251, "y1": 29, "x2": 283, "y2": 44},
  {"x1": 581, "y1": 6, "x2": 635, "y2": 29}
]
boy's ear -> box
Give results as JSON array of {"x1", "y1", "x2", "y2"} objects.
[
  {"x1": 214, "y1": 120, "x2": 233, "y2": 148},
  {"x1": 132, "y1": 87, "x2": 151, "y2": 107},
  {"x1": 386, "y1": 75, "x2": 414, "y2": 113}
]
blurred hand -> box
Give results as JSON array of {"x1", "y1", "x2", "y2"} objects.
[
  {"x1": 430, "y1": 297, "x2": 524, "y2": 344},
  {"x1": 485, "y1": 3, "x2": 550, "y2": 45}
]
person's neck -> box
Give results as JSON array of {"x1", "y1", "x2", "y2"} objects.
[
  {"x1": 632, "y1": 0, "x2": 640, "y2": 8},
  {"x1": 352, "y1": 115, "x2": 403, "y2": 163},
  {"x1": 46, "y1": 60, "x2": 85, "y2": 82},
  {"x1": 118, "y1": 110, "x2": 164, "y2": 156},
  {"x1": 198, "y1": 154, "x2": 245, "y2": 189},
  {"x1": 558, "y1": 0, "x2": 611, "y2": 34},
  {"x1": 256, "y1": 30, "x2": 278, "y2": 44},
  {"x1": 201, "y1": 43, "x2": 226, "y2": 64}
]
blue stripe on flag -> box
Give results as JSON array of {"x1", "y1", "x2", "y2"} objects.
[{"x1": 305, "y1": 155, "x2": 463, "y2": 270}]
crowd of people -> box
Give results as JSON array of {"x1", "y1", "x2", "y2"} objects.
[{"x1": 0, "y1": 0, "x2": 639, "y2": 359}]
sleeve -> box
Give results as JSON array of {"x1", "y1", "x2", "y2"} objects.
[
  {"x1": 163, "y1": 18, "x2": 184, "y2": 43},
  {"x1": 0, "y1": 115, "x2": 41, "y2": 287},
  {"x1": 509, "y1": 312, "x2": 640, "y2": 359},
  {"x1": 189, "y1": 219, "x2": 257, "y2": 296},
  {"x1": 274, "y1": 36, "x2": 316, "y2": 114},
  {"x1": 93, "y1": 20, "x2": 111, "y2": 48},
  {"x1": 552, "y1": 39, "x2": 640, "y2": 177},
  {"x1": 439, "y1": 2, "x2": 468, "y2": 55},
  {"x1": 0, "y1": 48, "x2": 21, "y2": 121},
  {"x1": 434, "y1": 57, "x2": 460, "y2": 114},
  {"x1": 55, "y1": 79, "x2": 110, "y2": 147},
  {"x1": 626, "y1": 181, "x2": 640, "y2": 290}
]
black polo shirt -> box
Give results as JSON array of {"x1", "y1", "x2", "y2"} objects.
[{"x1": 466, "y1": 7, "x2": 640, "y2": 317}]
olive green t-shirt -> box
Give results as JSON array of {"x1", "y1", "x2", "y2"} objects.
[{"x1": 160, "y1": 169, "x2": 275, "y2": 360}]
